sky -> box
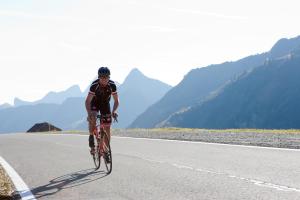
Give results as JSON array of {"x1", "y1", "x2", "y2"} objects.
[{"x1": 1, "y1": 0, "x2": 300, "y2": 105}]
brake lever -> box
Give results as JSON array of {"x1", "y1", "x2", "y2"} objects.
[{"x1": 113, "y1": 117, "x2": 118, "y2": 123}]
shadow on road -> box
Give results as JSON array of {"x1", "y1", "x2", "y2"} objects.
[{"x1": 19, "y1": 168, "x2": 108, "y2": 199}]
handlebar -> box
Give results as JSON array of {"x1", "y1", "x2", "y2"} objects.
[{"x1": 96, "y1": 114, "x2": 118, "y2": 123}]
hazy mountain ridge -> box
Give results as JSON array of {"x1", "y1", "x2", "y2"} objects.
[
  {"x1": 76, "y1": 68, "x2": 172, "y2": 129},
  {"x1": 0, "y1": 103, "x2": 61, "y2": 133},
  {"x1": 130, "y1": 35, "x2": 300, "y2": 128},
  {"x1": 161, "y1": 45, "x2": 300, "y2": 128},
  {"x1": 268, "y1": 36, "x2": 300, "y2": 59},
  {"x1": 115, "y1": 68, "x2": 172, "y2": 128},
  {"x1": 2, "y1": 35, "x2": 300, "y2": 132},
  {"x1": 0, "y1": 103, "x2": 12, "y2": 110},
  {"x1": 0, "y1": 69, "x2": 171, "y2": 133},
  {"x1": 14, "y1": 85, "x2": 83, "y2": 107},
  {"x1": 130, "y1": 53, "x2": 268, "y2": 128},
  {"x1": 0, "y1": 97, "x2": 86, "y2": 133}
]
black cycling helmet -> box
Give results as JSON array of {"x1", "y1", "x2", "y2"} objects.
[{"x1": 98, "y1": 67, "x2": 110, "y2": 77}]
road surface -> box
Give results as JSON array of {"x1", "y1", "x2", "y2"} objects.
[{"x1": 0, "y1": 133, "x2": 299, "y2": 200}]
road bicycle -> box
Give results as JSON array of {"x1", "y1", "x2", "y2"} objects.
[{"x1": 91, "y1": 114, "x2": 117, "y2": 174}]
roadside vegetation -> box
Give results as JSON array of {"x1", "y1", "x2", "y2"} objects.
[
  {"x1": 118, "y1": 128, "x2": 300, "y2": 134},
  {"x1": 27, "y1": 128, "x2": 300, "y2": 149},
  {"x1": 0, "y1": 164, "x2": 14, "y2": 200},
  {"x1": 27, "y1": 128, "x2": 300, "y2": 135}
]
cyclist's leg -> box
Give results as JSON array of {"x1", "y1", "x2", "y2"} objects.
[
  {"x1": 88, "y1": 106, "x2": 98, "y2": 149},
  {"x1": 99, "y1": 105, "x2": 112, "y2": 145},
  {"x1": 103, "y1": 124, "x2": 111, "y2": 143},
  {"x1": 100, "y1": 116, "x2": 112, "y2": 145}
]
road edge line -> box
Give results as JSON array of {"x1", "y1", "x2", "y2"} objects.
[{"x1": 0, "y1": 156, "x2": 36, "y2": 200}]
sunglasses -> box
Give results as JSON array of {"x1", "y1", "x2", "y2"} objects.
[{"x1": 99, "y1": 76, "x2": 110, "y2": 79}]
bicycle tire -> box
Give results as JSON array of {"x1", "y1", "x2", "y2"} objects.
[
  {"x1": 102, "y1": 130, "x2": 112, "y2": 174},
  {"x1": 92, "y1": 135, "x2": 101, "y2": 170}
]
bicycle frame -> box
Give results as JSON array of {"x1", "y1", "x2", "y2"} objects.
[
  {"x1": 94, "y1": 115, "x2": 110, "y2": 154},
  {"x1": 92, "y1": 114, "x2": 112, "y2": 173}
]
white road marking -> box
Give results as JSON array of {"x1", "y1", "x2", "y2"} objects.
[
  {"x1": 0, "y1": 156, "x2": 36, "y2": 200},
  {"x1": 172, "y1": 163, "x2": 194, "y2": 170},
  {"x1": 54, "y1": 142, "x2": 86, "y2": 149},
  {"x1": 129, "y1": 153, "x2": 300, "y2": 193},
  {"x1": 5, "y1": 133, "x2": 300, "y2": 193}
]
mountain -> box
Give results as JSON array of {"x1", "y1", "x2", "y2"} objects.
[
  {"x1": 0, "y1": 68, "x2": 171, "y2": 133},
  {"x1": 78, "y1": 68, "x2": 172, "y2": 129},
  {"x1": 0, "y1": 97, "x2": 86, "y2": 133},
  {"x1": 38, "y1": 85, "x2": 82, "y2": 104},
  {"x1": 14, "y1": 85, "x2": 83, "y2": 107},
  {"x1": 163, "y1": 49, "x2": 300, "y2": 128},
  {"x1": 130, "y1": 35, "x2": 300, "y2": 128},
  {"x1": 115, "y1": 68, "x2": 172, "y2": 128},
  {"x1": 129, "y1": 54, "x2": 268, "y2": 128},
  {"x1": 0, "y1": 103, "x2": 60, "y2": 133},
  {"x1": 0, "y1": 103, "x2": 12, "y2": 110},
  {"x1": 14, "y1": 98, "x2": 32, "y2": 107},
  {"x1": 269, "y1": 36, "x2": 300, "y2": 59}
]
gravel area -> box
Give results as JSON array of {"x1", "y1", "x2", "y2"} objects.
[
  {"x1": 34, "y1": 128, "x2": 300, "y2": 149},
  {"x1": 112, "y1": 129, "x2": 300, "y2": 149}
]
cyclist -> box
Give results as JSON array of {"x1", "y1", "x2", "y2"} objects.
[{"x1": 85, "y1": 67, "x2": 119, "y2": 163}]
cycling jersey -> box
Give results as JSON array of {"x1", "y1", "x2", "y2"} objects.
[{"x1": 89, "y1": 79, "x2": 117, "y2": 115}]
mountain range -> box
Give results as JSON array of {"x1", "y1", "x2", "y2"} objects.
[
  {"x1": 114, "y1": 69, "x2": 171, "y2": 128},
  {"x1": 13, "y1": 85, "x2": 83, "y2": 107},
  {"x1": 0, "y1": 69, "x2": 171, "y2": 133},
  {"x1": 0, "y1": 103, "x2": 12, "y2": 110},
  {"x1": 2, "y1": 35, "x2": 300, "y2": 132},
  {"x1": 163, "y1": 48, "x2": 300, "y2": 128},
  {"x1": 130, "y1": 35, "x2": 300, "y2": 129}
]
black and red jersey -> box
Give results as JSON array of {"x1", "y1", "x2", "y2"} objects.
[{"x1": 89, "y1": 79, "x2": 117, "y2": 107}]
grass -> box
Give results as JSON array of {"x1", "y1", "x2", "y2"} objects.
[{"x1": 0, "y1": 164, "x2": 14, "y2": 199}]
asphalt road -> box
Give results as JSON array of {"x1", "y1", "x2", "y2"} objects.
[{"x1": 0, "y1": 133, "x2": 300, "y2": 200}]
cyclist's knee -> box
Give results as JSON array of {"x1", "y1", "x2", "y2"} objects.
[
  {"x1": 88, "y1": 122, "x2": 96, "y2": 133},
  {"x1": 104, "y1": 126, "x2": 111, "y2": 135}
]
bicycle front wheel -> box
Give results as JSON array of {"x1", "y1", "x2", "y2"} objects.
[
  {"x1": 92, "y1": 137, "x2": 101, "y2": 170},
  {"x1": 102, "y1": 132, "x2": 112, "y2": 174}
]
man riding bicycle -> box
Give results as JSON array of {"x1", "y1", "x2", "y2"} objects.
[{"x1": 85, "y1": 67, "x2": 119, "y2": 163}]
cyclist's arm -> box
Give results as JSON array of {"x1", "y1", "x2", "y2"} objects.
[
  {"x1": 85, "y1": 93, "x2": 94, "y2": 115},
  {"x1": 112, "y1": 93, "x2": 119, "y2": 113}
]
